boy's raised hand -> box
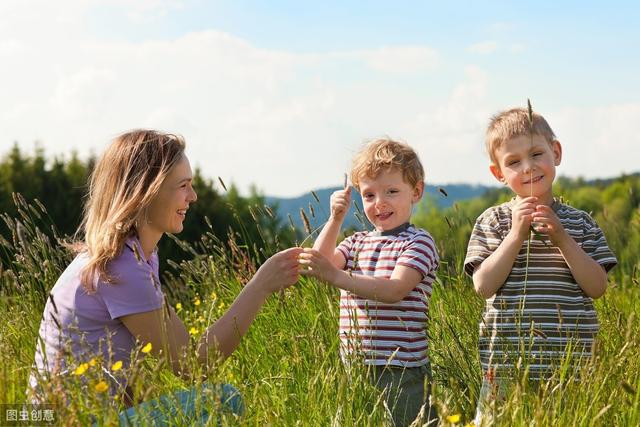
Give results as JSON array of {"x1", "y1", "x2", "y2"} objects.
[
  {"x1": 510, "y1": 196, "x2": 537, "y2": 241},
  {"x1": 330, "y1": 186, "x2": 352, "y2": 222}
]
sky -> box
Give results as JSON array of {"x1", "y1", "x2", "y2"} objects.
[{"x1": 1, "y1": 0, "x2": 638, "y2": 197}]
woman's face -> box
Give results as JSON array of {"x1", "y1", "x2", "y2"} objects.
[{"x1": 145, "y1": 155, "x2": 198, "y2": 237}]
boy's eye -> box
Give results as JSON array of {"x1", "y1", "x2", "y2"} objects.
[
  {"x1": 532, "y1": 152, "x2": 542, "y2": 157},
  {"x1": 507, "y1": 160, "x2": 520, "y2": 166},
  {"x1": 364, "y1": 193, "x2": 374, "y2": 199},
  {"x1": 388, "y1": 189, "x2": 399, "y2": 194}
]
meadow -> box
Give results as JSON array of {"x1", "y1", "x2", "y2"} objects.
[{"x1": 0, "y1": 178, "x2": 639, "y2": 426}]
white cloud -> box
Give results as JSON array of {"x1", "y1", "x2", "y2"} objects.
[
  {"x1": 358, "y1": 46, "x2": 439, "y2": 73},
  {"x1": 508, "y1": 43, "x2": 525, "y2": 54},
  {"x1": 0, "y1": 3, "x2": 636, "y2": 198},
  {"x1": 400, "y1": 65, "x2": 494, "y2": 185},
  {"x1": 551, "y1": 103, "x2": 640, "y2": 180},
  {"x1": 467, "y1": 41, "x2": 498, "y2": 55}
]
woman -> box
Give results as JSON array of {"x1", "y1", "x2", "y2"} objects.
[{"x1": 29, "y1": 130, "x2": 301, "y2": 424}]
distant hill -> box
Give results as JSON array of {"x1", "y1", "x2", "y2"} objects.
[{"x1": 266, "y1": 183, "x2": 496, "y2": 232}]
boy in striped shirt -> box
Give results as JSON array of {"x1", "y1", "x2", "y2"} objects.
[
  {"x1": 464, "y1": 108, "x2": 617, "y2": 424},
  {"x1": 299, "y1": 138, "x2": 439, "y2": 426}
]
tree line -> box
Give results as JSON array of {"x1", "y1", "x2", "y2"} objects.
[
  {"x1": 413, "y1": 173, "x2": 640, "y2": 286},
  {"x1": 0, "y1": 144, "x2": 293, "y2": 273}
]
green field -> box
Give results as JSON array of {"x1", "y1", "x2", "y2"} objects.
[{"x1": 1, "y1": 178, "x2": 639, "y2": 426}]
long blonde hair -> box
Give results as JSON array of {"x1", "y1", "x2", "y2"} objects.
[{"x1": 78, "y1": 130, "x2": 185, "y2": 291}]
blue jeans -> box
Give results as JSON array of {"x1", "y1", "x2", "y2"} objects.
[{"x1": 118, "y1": 383, "x2": 243, "y2": 426}]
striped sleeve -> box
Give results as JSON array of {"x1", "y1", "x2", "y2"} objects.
[
  {"x1": 396, "y1": 233, "x2": 439, "y2": 278},
  {"x1": 581, "y1": 213, "x2": 617, "y2": 272},
  {"x1": 336, "y1": 233, "x2": 356, "y2": 267},
  {"x1": 464, "y1": 209, "x2": 503, "y2": 276}
]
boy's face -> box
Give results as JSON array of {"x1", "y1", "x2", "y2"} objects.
[
  {"x1": 489, "y1": 134, "x2": 562, "y2": 203},
  {"x1": 358, "y1": 168, "x2": 423, "y2": 232}
]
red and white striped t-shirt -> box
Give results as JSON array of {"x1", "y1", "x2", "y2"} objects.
[{"x1": 336, "y1": 223, "x2": 439, "y2": 367}]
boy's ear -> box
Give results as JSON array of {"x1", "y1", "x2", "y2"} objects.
[
  {"x1": 552, "y1": 140, "x2": 562, "y2": 166},
  {"x1": 489, "y1": 163, "x2": 504, "y2": 183},
  {"x1": 412, "y1": 180, "x2": 425, "y2": 202}
]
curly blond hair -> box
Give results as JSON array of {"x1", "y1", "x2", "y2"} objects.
[{"x1": 350, "y1": 138, "x2": 424, "y2": 191}]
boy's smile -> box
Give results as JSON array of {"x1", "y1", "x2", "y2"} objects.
[
  {"x1": 358, "y1": 168, "x2": 423, "y2": 232},
  {"x1": 489, "y1": 134, "x2": 562, "y2": 206}
]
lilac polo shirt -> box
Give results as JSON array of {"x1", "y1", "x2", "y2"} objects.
[{"x1": 30, "y1": 236, "x2": 164, "y2": 395}]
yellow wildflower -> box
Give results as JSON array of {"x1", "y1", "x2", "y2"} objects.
[
  {"x1": 175, "y1": 303, "x2": 182, "y2": 311},
  {"x1": 189, "y1": 327, "x2": 198, "y2": 336},
  {"x1": 88, "y1": 358, "x2": 97, "y2": 367},
  {"x1": 141, "y1": 342, "x2": 152, "y2": 353},
  {"x1": 74, "y1": 363, "x2": 88, "y2": 376},
  {"x1": 446, "y1": 414, "x2": 461, "y2": 424},
  {"x1": 194, "y1": 298, "x2": 201, "y2": 306},
  {"x1": 111, "y1": 361, "x2": 123, "y2": 371},
  {"x1": 94, "y1": 381, "x2": 109, "y2": 393}
]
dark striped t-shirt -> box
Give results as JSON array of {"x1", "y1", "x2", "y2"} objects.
[
  {"x1": 336, "y1": 224, "x2": 439, "y2": 368},
  {"x1": 464, "y1": 199, "x2": 617, "y2": 380}
]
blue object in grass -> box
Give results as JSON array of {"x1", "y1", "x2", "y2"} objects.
[{"x1": 118, "y1": 383, "x2": 244, "y2": 426}]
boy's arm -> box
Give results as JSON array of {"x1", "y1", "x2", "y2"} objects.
[
  {"x1": 472, "y1": 197, "x2": 537, "y2": 299},
  {"x1": 313, "y1": 216, "x2": 347, "y2": 269},
  {"x1": 298, "y1": 248, "x2": 422, "y2": 304},
  {"x1": 532, "y1": 205, "x2": 608, "y2": 298},
  {"x1": 472, "y1": 232, "x2": 524, "y2": 299},
  {"x1": 312, "y1": 187, "x2": 351, "y2": 269}
]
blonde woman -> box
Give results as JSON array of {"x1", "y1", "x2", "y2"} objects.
[{"x1": 29, "y1": 130, "x2": 301, "y2": 424}]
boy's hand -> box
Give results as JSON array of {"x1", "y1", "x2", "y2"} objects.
[
  {"x1": 532, "y1": 205, "x2": 569, "y2": 247},
  {"x1": 298, "y1": 248, "x2": 340, "y2": 284},
  {"x1": 510, "y1": 196, "x2": 537, "y2": 241},
  {"x1": 254, "y1": 247, "x2": 303, "y2": 294},
  {"x1": 330, "y1": 186, "x2": 352, "y2": 222}
]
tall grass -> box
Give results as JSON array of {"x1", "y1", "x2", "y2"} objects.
[{"x1": 0, "y1": 195, "x2": 638, "y2": 426}]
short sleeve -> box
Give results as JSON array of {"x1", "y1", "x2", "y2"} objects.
[
  {"x1": 464, "y1": 211, "x2": 503, "y2": 276},
  {"x1": 98, "y1": 249, "x2": 165, "y2": 319},
  {"x1": 396, "y1": 233, "x2": 439, "y2": 278},
  {"x1": 336, "y1": 234, "x2": 356, "y2": 269},
  {"x1": 581, "y1": 214, "x2": 617, "y2": 272}
]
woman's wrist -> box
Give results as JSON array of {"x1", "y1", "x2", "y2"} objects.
[{"x1": 244, "y1": 276, "x2": 273, "y2": 300}]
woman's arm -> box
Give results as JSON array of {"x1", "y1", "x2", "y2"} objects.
[{"x1": 121, "y1": 247, "x2": 302, "y2": 375}]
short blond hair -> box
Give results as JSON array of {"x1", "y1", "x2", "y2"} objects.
[
  {"x1": 350, "y1": 138, "x2": 424, "y2": 190},
  {"x1": 486, "y1": 108, "x2": 557, "y2": 164}
]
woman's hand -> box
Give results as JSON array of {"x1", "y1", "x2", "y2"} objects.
[
  {"x1": 298, "y1": 248, "x2": 341, "y2": 284},
  {"x1": 253, "y1": 247, "x2": 303, "y2": 294}
]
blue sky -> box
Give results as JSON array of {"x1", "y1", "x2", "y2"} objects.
[{"x1": 1, "y1": 1, "x2": 638, "y2": 196}]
